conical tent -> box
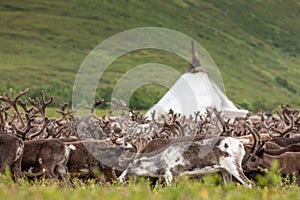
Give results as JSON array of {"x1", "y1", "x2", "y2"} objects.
[{"x1": 145, "y1": 41, "x2": 248, "y2": 119}]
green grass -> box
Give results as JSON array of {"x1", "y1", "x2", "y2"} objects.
[
  {"x1": 1, "y1": 143, "x2": 300, "y2": 200},
  {"x1": 1, "y1": 171, "x2": 300, "y2": 200},
  {"x1": 0, "y1": 0, "x2": 299, "y2": 112}
]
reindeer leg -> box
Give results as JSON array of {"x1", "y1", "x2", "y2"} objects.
[
  {"x1": 43, "y1": 168, "x2": 56, "y2": 179},
  {"x1": 221, "y1": 158, "x2": 252, "y2": 188},
  {"x1": 55, "y1": 165, "x2": 68, "y2": 185},
  {"x1": 226, "y1": 165, "x2": 251, "y2": 188},
  {"x1": 118, "y1": 169, "x2": 128, "y2": 183},
  {"x1": 221, "y1": 171, "x2": 232, "y2": 185},
  {"x1": 41, "y1": 160, "x2": 57, "y2": 180},
  {"x1": 164, "y1": 170, "x2": 173, "y2": 186},
  {"x1": 11, "y1": 159, "x2": 22, "y2": 181}
]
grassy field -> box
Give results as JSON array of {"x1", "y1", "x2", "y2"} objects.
[
  {"x1": 0, "y1": 0, "x2": 299, "y2": 113},
  {"x1": 1, "y1": 167, "x2": 300, "y2": 200}
]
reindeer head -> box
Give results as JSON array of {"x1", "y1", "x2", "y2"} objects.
[
  {"x1": 242, "y1": 142, "x2": 265, "y2": 172},
  {"x1": 242, "y1": 124, "x2": 266, "y2": 172}
]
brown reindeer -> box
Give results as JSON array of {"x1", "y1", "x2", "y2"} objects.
[
  {"x1": 22, "y1": 139, "x2": 75, "y2": 184},
  {"x1": 64, "y1": 139, "x2": 135, "y2": 183},
  {"x1": 243, "y1": 125, "x2": 300, "y2": 185},
  {"x1": 0, "y1": 134, "x2": 24, "y2": 180}
]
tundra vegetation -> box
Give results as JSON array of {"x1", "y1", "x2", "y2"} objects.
[{"x1": 1, "y1": 89, "x2": 300, "y2": 199}]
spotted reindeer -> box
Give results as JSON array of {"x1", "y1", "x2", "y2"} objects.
[{"x1": 118, "y1": 136, "x2": 252, "y2": 187}]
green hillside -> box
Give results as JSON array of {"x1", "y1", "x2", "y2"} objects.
[{"x1": 0, "y1": 0, "x2": 299, "y2": 112}]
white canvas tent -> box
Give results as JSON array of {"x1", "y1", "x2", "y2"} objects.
[{"x1": 145, "y1": 42, "x2": 248, "y2": 119}]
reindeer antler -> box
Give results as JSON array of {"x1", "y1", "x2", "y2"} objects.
[
  {"x1": 271, "y1": 114, "x2": 296, "y2": 137},
  {"x1": 56, "y1": 103, "x2": 78, "y2": 122},
  {"x1": 242, "y1": 124, "x2": 265, "y2": 167},
  {"x1": 194, "y1": 111, "x2": 201, "y2": 123},
  {"x1": 246, "y1": 124, "x2": 260, "y2": 151},
  {"x1": 86, "y1": 99, "x2": 104, "y2": 114},
  {"x1": 29, "y1": 90, "x2": 53, "y2": 122},
  {"x1": 12, "y1": 113, "x2": 34, "y2": 141},
  {"x1": 17, "y1": 99, "x2": 34, "y2": 114},
  {"x1": 0, "y1": 88, "x2": 29, "y2": 127}
]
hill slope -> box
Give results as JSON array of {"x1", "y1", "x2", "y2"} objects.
[{"x1": 0, "y1": 0, "x2": 299, "y2": 112}]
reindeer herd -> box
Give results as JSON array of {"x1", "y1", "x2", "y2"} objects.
[{"x1": 1, "y1": 88, "x2": 300, "y2": 188}]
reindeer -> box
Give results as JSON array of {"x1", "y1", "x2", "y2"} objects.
[
  {"x1": 243, "y1": 145, "x2": 300, "y2": 185},
  {"x1": 265, "y1": 108, "x2": 300, "y2": 147},
  {"x1": 64, "y1": 139, "x2": 135, "y2": 183},
  {"x1": 0, "y1": 134, "x2": 24, "y2": 180},
  {"x1": 22, "y1": 139, "x2": 75, "y2": 184},
  {"x1": 263, "y1": 144, "x2": 300, "y2": 156},
  {"x1": 118, "y1": 136, "x2": 252, "y2": 187},
  {"x1": 243, "y1": 124, "x2": 300, "y2": 185},
  {"x1": 0, "y1": 89, "x2": 76, "y2": 183}
]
